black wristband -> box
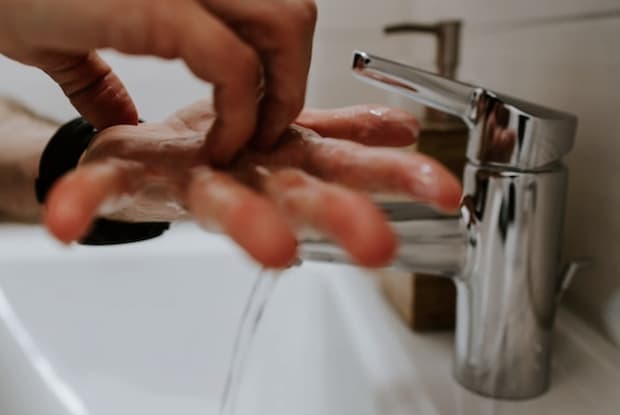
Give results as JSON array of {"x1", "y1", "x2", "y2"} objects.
[{"x1": 35, "y1": 117, "x2": 170, "y2": 245}]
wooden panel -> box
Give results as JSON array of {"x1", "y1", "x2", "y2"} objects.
[{"x1": 411, "y1": 274, "x2": 456, "y2": 330}]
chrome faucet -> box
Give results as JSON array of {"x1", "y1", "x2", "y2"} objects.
[{"x1": 299, "y1": 51, "x2": 583, "y2": 399}]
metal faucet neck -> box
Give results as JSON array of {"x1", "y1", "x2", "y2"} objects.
[{"x1": 352, "y1": 51, "x2": 578, "y2": 171}]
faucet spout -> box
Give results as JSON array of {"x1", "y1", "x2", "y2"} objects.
[
  {"x1": 353, "y1": 51, "x2": 577, "y2": 171},
  {"x1": 353, "y1": 51, "x2": 476, "y2": 124}
]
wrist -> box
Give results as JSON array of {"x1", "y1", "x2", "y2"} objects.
[
  {"x1": 36, "y1": 116, "x2": 170, "y2": 245},
  {"x1": 0, "y1": 99, "x2": 58, "y2": 221}
]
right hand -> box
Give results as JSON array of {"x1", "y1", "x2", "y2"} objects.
[{"x1": 0, "y1": 0, "x2": 317, "y2": 163}]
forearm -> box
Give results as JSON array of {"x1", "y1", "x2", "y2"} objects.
[{"x1": 0, "y1": 98, "x2": 59, "y2": 222}]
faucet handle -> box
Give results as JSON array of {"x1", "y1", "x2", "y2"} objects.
[{"x1": 352, "y1": 51, "x2": 578, "y2": 170}]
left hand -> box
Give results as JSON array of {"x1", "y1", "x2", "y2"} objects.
[
  {"x1": 0, "y1": 0, "x2": 317, "y2": 163},
  {"x1": 43, "y1": 101, "x2": 462, "y2": 268}
]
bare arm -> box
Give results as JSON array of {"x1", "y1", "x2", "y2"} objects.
[{"x1": 0, "y1": 98, "x2": 59, "y2": 222}]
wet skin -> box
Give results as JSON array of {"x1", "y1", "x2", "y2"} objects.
[{"x1": 44, "y1": 101, "x2": 462, "y2": 268}]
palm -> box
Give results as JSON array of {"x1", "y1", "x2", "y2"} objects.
[{"x1": 45, "y1": 101, "x2": 462, "y2": 268}]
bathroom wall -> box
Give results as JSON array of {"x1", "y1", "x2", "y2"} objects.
[
  {"x1": 306, "y1": 0, "x2": 416, "y2": 108},
  {"x1": 0, "y1": 0, "x2": 415, "y2": 119},
  {"x1": 0, "y1": 54, "x2": 211, "y2": 121},
  {"x1": 397, "y1": 0, "x2": 620, "y2": 346}
]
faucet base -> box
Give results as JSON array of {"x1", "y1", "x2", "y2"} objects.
[
  {"x1": 453, "y1": 363, "x2": 551, "y2": 401},
  {"x1": 453, "y1": 164, "x2": 568, "y2": 399}
]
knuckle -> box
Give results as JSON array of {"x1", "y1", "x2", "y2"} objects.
[
  {"x1": 284, "y1": 0, "x2": 318, "y2": 27},
  {"x1": 299, "y1": 0, "x2": 319, "y2": 26},
  {"x1": 260, "y1": 0, "x2": 317, "y2": 39}
]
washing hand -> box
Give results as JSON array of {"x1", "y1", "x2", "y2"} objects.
[
  {"x1": 0, "y1": 0, "x2": 316, "y2": 163},
  {"x1": 43, "y1": 101, "x2": 462, "y2": 268}
]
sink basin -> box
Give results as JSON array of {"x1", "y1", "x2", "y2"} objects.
[
  {"x1": 0, "y1": 223, "x2": 261, "y2": 414},
  {"x1": 0, "y1": 223, "x2": 619, "y2": 414}
]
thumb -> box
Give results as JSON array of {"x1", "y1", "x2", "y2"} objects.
[
  {"x1": 37, "y1": 51, "x2": 138, "y2": 129},
  {"x1": 44, "y1": 159, "x2": 143, "y2": 243}
]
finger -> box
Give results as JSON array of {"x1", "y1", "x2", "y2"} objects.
[
  {"x1": 246, "y1": 3, "x2": 318, "y2": 148},
  {"x1": 34, "y1": 0, "x2": 262, "y2": 165},
  {"x1": 37, "y1": 51, "x2": 138, "y2": 129},
  {"x1": 308, "y1": 138, "x2": 462, "y2": 212},
  {"x1": 186, "y1": 167, "x2": 297, "y2": 268},
  {"x1": 154, "y1": 2, "x2": 262, "y2": 165},
  {"x1": 44, "y1": 159, "x2": 143, "y2": 244},
  {"x1": 260, "y1": 168, "x2": 397, "y2": 267},
  {"x1": 252, "y1": 45, "x2": 312, "y2": 149},
  {"x1": 248, "y1": 136, "x2": 462, "y2": 213},
  {"x1": 296, "y1": 105, "x2": 420, "y2": 146}
]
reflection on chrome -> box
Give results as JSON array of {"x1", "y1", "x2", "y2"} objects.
[{"x1": 299, "y1": 51, "x2": 582, "y2": 400}]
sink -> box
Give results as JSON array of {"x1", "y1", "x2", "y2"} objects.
[
  {"x1": 0, "y1": 223, "x2": 260, "y2": 414},
  {"x1": 0, "y1": 223, "x2": 619, "y2": 414}
]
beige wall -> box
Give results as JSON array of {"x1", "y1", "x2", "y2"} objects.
[
  {"x1": 309, "y1": 0, "x2": 620, "y2": 346},
  {"x1": 308, "y1": 0, "x2": 420, "y2": 109}
]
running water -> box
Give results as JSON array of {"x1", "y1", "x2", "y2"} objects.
[{"x1": 220, "y1": 269, "x2": 278, "y2": 415}]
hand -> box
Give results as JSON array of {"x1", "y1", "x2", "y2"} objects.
[
  {"x1": 0, "y1": 0, "x2": 316, "y2": 163},
  {"x1": 43, "y1": 101, "x2": 462, "y2": 268}
]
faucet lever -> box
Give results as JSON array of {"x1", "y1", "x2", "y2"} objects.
[
  {"x1": 353, "y1": 51, "x2": 475, "y2": 121},
  {"x1": 352, "y1": 51, "x2": 578, "y2": 171}
]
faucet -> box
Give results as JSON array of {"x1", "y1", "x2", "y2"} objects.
[{"x1": 299, "y1": 51, "x2": 584, "y2": 399}]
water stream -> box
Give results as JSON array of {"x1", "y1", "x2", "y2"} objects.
[{"x1": 220, "y1": 269, "x2": 278, "y2": 415}]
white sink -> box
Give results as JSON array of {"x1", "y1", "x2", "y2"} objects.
[{"x1": 0, "y1": 223, "x2": 619, "y2": 415}]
